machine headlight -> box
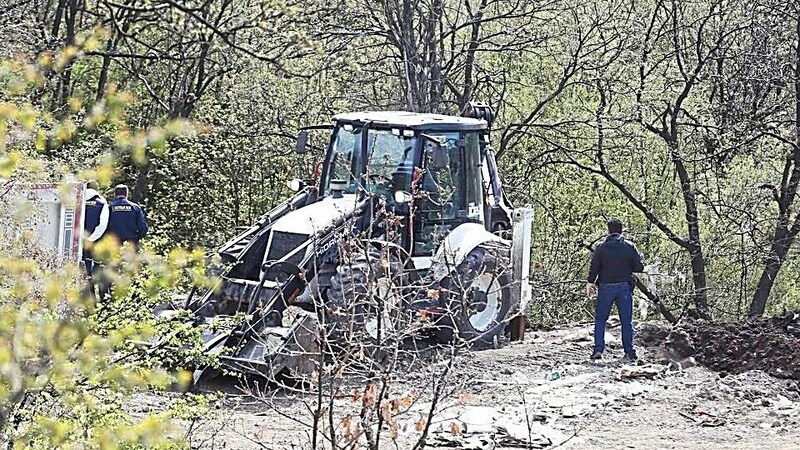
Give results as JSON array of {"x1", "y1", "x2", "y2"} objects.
[
  {"x1": 394, "y1": 190, "x2": 413, "y2": 204},
  {"x1": 287, "y1": 179, "x2": 304, "y2": 192}
]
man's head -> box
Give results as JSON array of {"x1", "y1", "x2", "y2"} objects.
[
  {"x1": 114, "y1": 184, "x2": 129, "y2": 198},
  {"x1": 86, "y1": 180, "x2": 100, "y2": 190},
  {"x1": 607, "y1": 218, "x2": 623, "y2": 235}
]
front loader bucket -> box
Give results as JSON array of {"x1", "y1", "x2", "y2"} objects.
[
  {"x1": 147, "y1": 305, "x2": 322, "y2": 383},
  {"x1": 217, "y1": 310, "x2": 321, "y2": 379}
]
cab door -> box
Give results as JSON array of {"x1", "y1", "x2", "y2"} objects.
[{"x1": 412, "y1": 131, "x2": 485, "y2": 257}]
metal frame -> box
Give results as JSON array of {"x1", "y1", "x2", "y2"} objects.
[{"x1": 511, "y1": 206, "x2": 534, "y2": 312}]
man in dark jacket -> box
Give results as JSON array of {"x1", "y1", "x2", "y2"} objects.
[
  {"x1": 587, "y1": 218, "x2": 645, "y2": 362},
  {"x1": 82, "y1": 180, "x2": 109, "y2": 277},
  {"x1": 107, "y1": 184, "x2": 148, "y2": 250}
]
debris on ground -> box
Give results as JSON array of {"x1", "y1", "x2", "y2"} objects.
[
  {"x1": 427, "y1": 407, "x2": 554, "y2": 449},
  {"x1": 679, "y1": 409, "x2": 726, "y2": 427},
  {"x1": 617, "y1": 364, "x2": 663, "y2": 379},
  {"x1": 133, "y1": 318, "x2": 800, "y2": 449},
  {"x1": 424, "y1": 404, "x2": 568, "y2": 449},
  {"x1": 496, "y1": 426, "x2": 552, "y2": 448},
  {"x1": 429, "y1": 429, "x2": 552, "y2": 450},
  {"x1": 429, "y1": 433, "x2": 495, "y2": 449},
  {"x1": 686, "y1": 311, "x2": 800, "y2": 380}
]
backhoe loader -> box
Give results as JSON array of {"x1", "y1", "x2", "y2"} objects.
[{"x1": 154, "y1": 103, "x2": 534, "y2": 379}]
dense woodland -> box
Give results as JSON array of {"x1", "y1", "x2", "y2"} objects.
[
  {"x1": 2, "y1": 0, "x2": 800, "y2": 318},
  {"x1": 2, "y1": 0, "x2": 800, "y2": 446}
]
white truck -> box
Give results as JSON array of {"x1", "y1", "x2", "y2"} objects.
[{"x1": 2, "y1": 180, "x2": 87, "y2": 265}]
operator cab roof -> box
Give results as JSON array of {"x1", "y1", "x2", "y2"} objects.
[{"x1": 333, "y1": 111, "x2": 487, "y2": 132}]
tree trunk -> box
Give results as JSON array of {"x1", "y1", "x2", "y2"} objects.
[
  {"x1": 460, "y1": 0, "x2": 484, "y2": 110},
  {"x1": 95, "y1": 42, "x2": 113, "y2": 102},
  {"x1": 688, "y1": 245, "x2": 709, "y2": 317},
  {"x1": 750, "y1": 227, "x2": 794, "y2": 316},
  {"x1": 96, "y1": 13, "x2": 129, "y2": 102},
  {"x1": 131, "y1": 161, "x2": 152, "y2": 204},
  {"x1": 668, "y1": 137, "x2": 710, "y2": 317},
  {"x1": 749, "y1": 17, "x2": 800, "y2": 316},
  {"x1": 425, "y1": 0, "x2": 445, "y2": 112},
  {"x1": 52, "y1": 0, "x2": 78, "y2": 112},
  {"x1": 50, "y1": 0, "x2": 66, "y2": 40}
]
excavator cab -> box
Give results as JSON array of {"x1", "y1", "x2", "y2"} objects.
[{"x1": 310, "y1": 109, "x2": 512, "y2": 267}]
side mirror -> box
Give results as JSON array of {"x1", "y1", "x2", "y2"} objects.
[{"x1": 295, "y1": 130, "x2": 309, "y2": 154}]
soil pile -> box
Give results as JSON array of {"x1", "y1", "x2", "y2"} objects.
[
  {"x1": 640, "y1": 311, "x2": 800, "y2": 380},
  {"x1": 686, "y1": 311, "x2": 800, "y2": 380}
]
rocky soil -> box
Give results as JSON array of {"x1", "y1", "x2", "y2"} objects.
[{"x1": 132, "y1": 318, "x2": 800, "y2": 449}]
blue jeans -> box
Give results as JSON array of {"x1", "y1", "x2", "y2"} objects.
[{"x1": 594, "y1": 282, "x2": 634, "y2": 354}]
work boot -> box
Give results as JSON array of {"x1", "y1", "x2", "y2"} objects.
[
  {"x1": 590, "y1": 350, "x2": 603, "y2": 360},
  {"x1": 622, "y1": 350, "x2": 638, "y2": 363}
]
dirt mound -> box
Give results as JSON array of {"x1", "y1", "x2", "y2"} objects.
[
  {"x1": 684, "y1": 312, "x2": 800, "y2": 380},
  {"x1": 639, "y1": 312, "x2": 800, "y2": 380}
]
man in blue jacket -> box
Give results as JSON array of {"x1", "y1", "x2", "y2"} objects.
[
  {"x1": 107, "y1": 184, "x2": 148, "y2": 250},
  {"x1": 82, "y1": 180, "x2": 109, "y2": 277},
  {"x1": 587, "y1": 218, "x2": 645, "y2": 362}
]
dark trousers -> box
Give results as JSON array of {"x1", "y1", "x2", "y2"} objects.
[
  {"x1": 82, "y1": 254, "x2": 96, "y2": 300},
  {"x1": 594, "y1": 282, "x2": 634, "y2": 354},
  {"x1": 83, "y1": 245, "x2": 96, "y2": 277},
  {"x1": 82, "y1": 254, "x2": 110, "y2": 302},
  {"x1": 83, "y1": 257, "x2": 95, "y2": 277},
  {"x1": 95, "y1": 268, "x2": 111, "y2": 302}
]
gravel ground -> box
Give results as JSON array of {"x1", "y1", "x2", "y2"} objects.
[{"x1": 131, "y1": 320, "x2": 800, "y2": 449}]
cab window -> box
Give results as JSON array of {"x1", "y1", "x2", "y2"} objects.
[{"x1": 413, "y1": 131, "x2": 484, "y2": 255}]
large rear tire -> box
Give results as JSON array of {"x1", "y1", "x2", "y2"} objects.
[{"x1": 437, "y1": 244, "x2": 513, "y2": 348}]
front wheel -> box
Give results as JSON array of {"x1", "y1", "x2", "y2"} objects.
[
  {"x1": 324, "y1": 246, "x2": 410, "y2": 352},
  {"x1": 437, "y1": 244, "x2": 513, "y2": 348}
]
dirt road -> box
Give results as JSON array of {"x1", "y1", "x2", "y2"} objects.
[{"x1": 137, "y1": 321, "x2": 800, "y2": 449}]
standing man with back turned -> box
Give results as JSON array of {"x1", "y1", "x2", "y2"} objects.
[
  {"x1": 107, "y1": 184, "x2": 148, "y2": 251},
  {"x1": 82, "y1": 180, "x2": 109, "y2": 278},
  {"x1": 586, "y1": 218, "x2": 645, "y2": 362}
]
